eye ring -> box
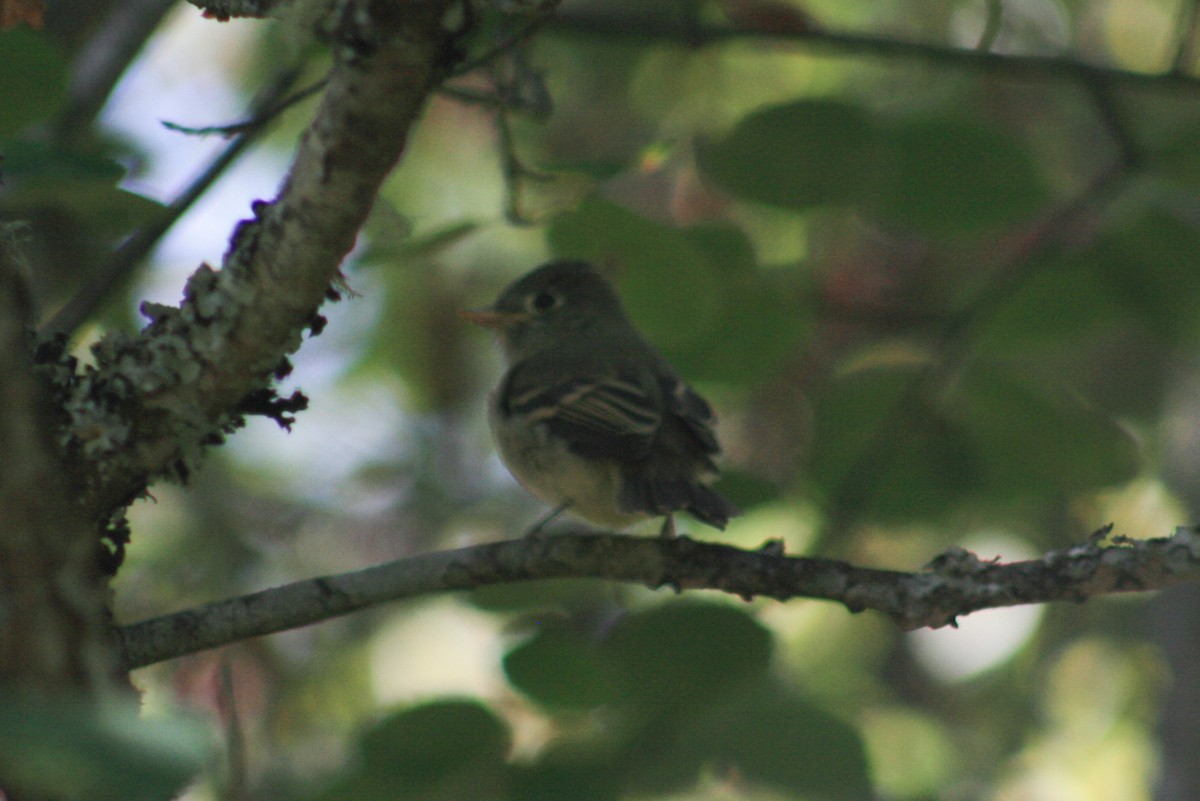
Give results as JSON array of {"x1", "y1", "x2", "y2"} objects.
[{"x1": 526, "y1": 291, "x2": 561, "y2": 313}]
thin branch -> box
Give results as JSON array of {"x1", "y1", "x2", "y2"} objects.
[
  {"x1": 450, "y1": 0, "x2": 562, "y2": 77},
  {"x1": 161, "y1": 76, "x2": 328, "y2": 137},
  {"x1": 545, "y1": 11, "x2": 1200, "y2": 94},
  {"x1": 118, "y1": 526, "x2": 1200, "y2": 670},
  {"x1": 494, "y1": 97, "x2": 557, "y2": 225}
]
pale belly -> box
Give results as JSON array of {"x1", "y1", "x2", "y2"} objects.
[{"x1": 490, "y1": 405, "x2": 646, "y2": 528}]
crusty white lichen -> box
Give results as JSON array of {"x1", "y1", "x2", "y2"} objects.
[{"x1": 58, "y1": 251, "x2": 298, "y2": 494}]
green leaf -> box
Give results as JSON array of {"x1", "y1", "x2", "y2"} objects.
[
  {"x1": 319, "y1": 700, "x2": 510, "y2": 801},
  {"x1": 0, "y1": 141, "x2": 161, "y2": 236},
  {"x1": 547, "y1": 197, "x2": 727, "y2": 353},
  {"x1": 675, "y1": 227, "x2": 812, "y2": 384},
  {"x1": 674, "y1": 683, "x2": 873, "y2": 800},
  {"x1": 600, "y1": 603, "x2": 772, "y2": 707},
  {"x1": 508, "y1": 743, "x2": 622, "y2": 801},
  {"x1": 503, "y1": 627, "x2": 620, "y2": 710},
  {"x1": 870, "y1": 117, "x2": 1048, "y2": 236},
  {"x1": 358, "y1": 700, "x2": 510, "y2": 779},
  {"x1": 1093, "y1": 210, "x2": 1200, "y2": 343},
  {"x1": 0, "y1": 693, "x2": 210, "y2": 801},
  {"x1": 549, "y1": 202, "x2": 808, "y2": 384},
  {"x1": 0, "y1": 29, "x2": 67, "y2": 136},
  {"x1": 973, "y1": 252, "x2": 1124, "y2": 352},
  {"x1": 1143, "y1": 119, "x2": 1200, "y2": 185},
  {"x1": 808, "y1": 364, "x2": 977, "y2": 520},
  {"x1": 1, "y1": 139, "x2": 126, "y2": 184},
  {"x1": 953, "y1": 364, "x2": 1141, "y2": 498},
  {"x1": 697, "y1": 99, "x2": 878, "y2": 209}
]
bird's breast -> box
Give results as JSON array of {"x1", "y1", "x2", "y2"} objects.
[{"x1": 488, "y1": 399, "x2": 644, "y2": 528}]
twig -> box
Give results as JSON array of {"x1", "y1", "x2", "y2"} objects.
[
  {"x1": 118, "y1": 526, "x2": 1200, "y2": 670},
  {"x1": 218, "y1": 659, "x2": 248, "y2": 801},
  {"x1": 451, "y1": 0, "x2": 563, "y2": 77},
  {"x1": 162, "y1": 77, "x2": 328, "y2": 137},
  {"x1": 494, "y1": 99, "x2": 557, "y2": 225}
]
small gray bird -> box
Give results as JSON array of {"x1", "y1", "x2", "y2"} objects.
[{"x1": 461, "y1": 260, "x2": 739, "y2": 536}]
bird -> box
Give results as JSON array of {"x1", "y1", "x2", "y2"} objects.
[{"x1": 460, "y1": 259, "x2": 739, "y2": 536}]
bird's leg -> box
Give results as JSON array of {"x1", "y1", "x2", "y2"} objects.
[
  {"x1": 526, "y1": 503, "x2": 569, "y2": 537},
  {"x1": 658, "y1": 514, "x2": 677, "y2": 538}
]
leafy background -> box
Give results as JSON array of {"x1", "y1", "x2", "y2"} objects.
[{"x1": 6, "y1": 0, "x2": 1200, "y2": 798}]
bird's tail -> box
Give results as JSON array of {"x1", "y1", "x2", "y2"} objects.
[
  {"x1": 621, "y1": 478, "x2": 740, "y2": 530},
  {"x1": 685, "y1": 484, "x2": 740, "y2": 530}
]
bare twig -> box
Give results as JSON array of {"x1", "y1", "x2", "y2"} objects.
[
  {"x1": 162, "y1": 76, "x2": 328, "y2": 137},
  {"x1": 451, "y1": 0, "x2": 562, "y2": 77},
  {"x1": 119, "y1": 525, "x2": 1200, "y2": 670},
  {"x1": 494, "y1": 95, "x2": 557, "y2": 225}
]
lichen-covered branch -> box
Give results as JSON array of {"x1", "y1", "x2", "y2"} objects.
[
  {"x1": 48, "y1": 0, "x2": 459, "y2": 535},
  {"x1": 119, "y1": 526, "x2": 1200, "y2": 670}
]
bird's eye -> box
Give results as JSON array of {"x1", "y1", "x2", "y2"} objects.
[{"x1": 527, "y1": 291, "x2": 560, "y2": 313}]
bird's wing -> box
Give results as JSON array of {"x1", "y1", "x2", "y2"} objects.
[
  {"x1": 500, "y1": 363, "x2": 663, "y2": 462},
  {"x1": 659, "y1": 373, "x2": 721, "y2": 456}
]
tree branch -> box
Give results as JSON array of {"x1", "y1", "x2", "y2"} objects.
[
  {"x1": 546, "y1": 11, "x2": 1200, "y2": 94},
  {"x1": 119, "y1": 525, "x2": 1200, "y2": 670},
  {"x1": 47, "y1": 0, "x2": 460, "y2": 528}
]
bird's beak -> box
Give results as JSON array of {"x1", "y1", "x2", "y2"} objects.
[{"x1": 459, "y1": 308, "x2": 526, "y2": 329}]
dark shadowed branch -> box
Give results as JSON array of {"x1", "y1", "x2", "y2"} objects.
[
  {"x1": 547, "y1": 10, "x2": 1200, "y2": 94},
  {"x1": 55, "y1": 0, "x2": 177, "y2": 142},
  {"x1": 119, "y1": 525, "x2": 1200, "y2": 669},
  {"x1": 0, "y1": 227, "x2": 122, "y2": 690}
]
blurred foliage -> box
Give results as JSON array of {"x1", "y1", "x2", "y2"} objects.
[
  {"x1": 0, "y1": 692, "x2": 211, "y2": 801},
  {"x1": 317, "y1": 603, "x2": 870, "y2": 801},
  {"x1": 7, "y1": 0, "x2": 1200, "y2": 799}
]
